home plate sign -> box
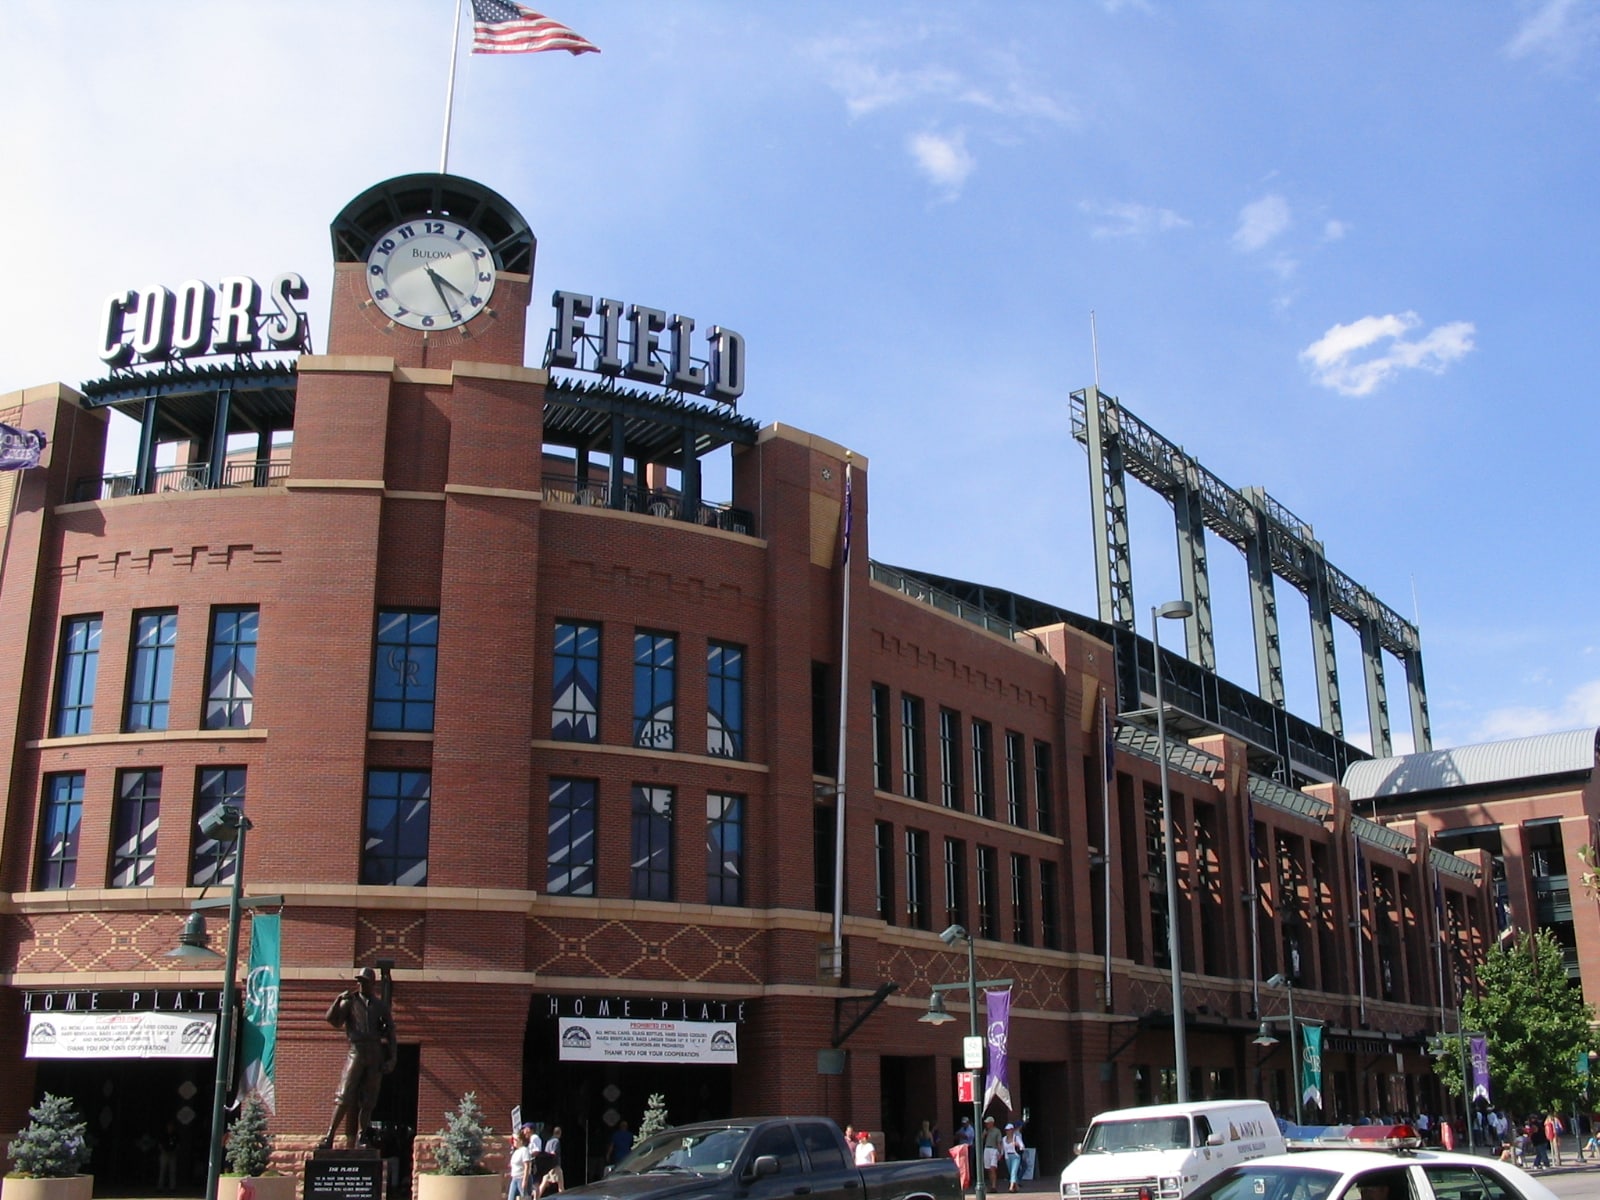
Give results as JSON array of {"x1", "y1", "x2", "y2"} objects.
[{"x1": 558, "y1": 1016, "x2": 738, "y2": 1063}]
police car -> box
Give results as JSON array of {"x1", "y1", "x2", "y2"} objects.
[{"x1": 1184, "y1": 1125, "x2": 1560, "y2": 1200}]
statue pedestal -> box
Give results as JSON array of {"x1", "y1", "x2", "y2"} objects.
[{"x1": 305, "y1": 1149, "x2": 384, "y2": 1200}]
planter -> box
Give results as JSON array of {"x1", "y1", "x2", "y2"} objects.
[
  {"x1": 417, "y1": 1173, "x2": 502, "y2": 1200},
  {"x1": 0, "y1": 1176, "x2": 93, "y2": 1200},
  {"x1": 218, "y1": 1175, "x2": 297, "y2": 1200}
]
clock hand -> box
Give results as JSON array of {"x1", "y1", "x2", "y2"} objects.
[
  {"x1": 433, "y1": 271, "x2": 469, "y2": 300},
  {"x1": 423, "y1": 266, "x2": 455, "y2": 312}
]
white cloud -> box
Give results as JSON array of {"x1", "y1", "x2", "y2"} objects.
[
  {"x1": 1471, "y1": 679, "x2": 1600, "y2": 741},
  {"x1": 1232, "y1": 194, "x2": 1292, "y2": 252},
  {"x1": 1323, "y1": 219, "x2": 1349, "y2": 241},
  {"x1": 909, "y1": 130, "x2": 976, "y2": 196},
  {"x1": 810, "y1": 37, "x2": 1074, "y2": 123},
  {"x1": 1079, "y1": 199, "x2": 1191, "y2": 239},
  {"x1": 1300, "y1": 312, "x2": 1476, "y2": 396},
  {"x1": 1506, "y1": 0, "x2": 1600, "y2": 68}
]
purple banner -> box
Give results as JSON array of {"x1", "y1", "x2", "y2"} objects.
[
  {"x1": 1469, "y1": 1035, "x2": 1491, "y2": 1104},
  {"x1": 983, "y1": 987, "x2": 1013, "y2": 1113},
  {"x1": 0, "y1": 424, "x2": 46, "y2": 471}
]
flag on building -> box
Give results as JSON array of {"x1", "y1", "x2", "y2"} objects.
[
  {"x1": 0, "y1": 424, "x2": 46, "y2": 471},
  {"x1": 471, "y1": 2, "x2": 600, "y2": 55},
  {"x1": 841, "y1": 461, "x2": 853, "y2": 565},
  {"x1": 239, "y1": 914, "x2": 281, "y2": 1112},
  {"x1": 983, "y1": 987, "x2": 1013, "y2": 1112}
]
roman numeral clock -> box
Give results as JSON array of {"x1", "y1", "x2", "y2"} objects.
[{"x1": 327, "y1": 173, "x2": 535, "y2": 364}]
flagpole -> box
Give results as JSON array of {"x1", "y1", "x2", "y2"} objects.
[
  {"x1": 1352, "y1": 827, "x2": 1367, "y2": 1026},
  {"x1": 1100, "y1": 695, "x2": 1113, "y2": 1010},
  {"x1": 830, "y1": 456, "x2": 853, "y2": 977},
  {"x1": 1246, "y1": 793, "x2": 1260, "y2": 1020},
  {"x1": 440, "y1": 0, "x2": 466, "y2": 174}
]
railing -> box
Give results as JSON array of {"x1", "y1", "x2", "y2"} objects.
[
  {"x1": 75, "y1": 459, "x2": 291, "y2": 501},
  {"x1": 540, "y1": 475, "x2": 754, "y2": 535},
  {"x1": 869, "y1": 562, "x2": 1048, "y2": 653}
]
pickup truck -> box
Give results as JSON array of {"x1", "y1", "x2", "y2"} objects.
[{"x1": 563, "y1": 1117, "x2": 960, "y2": 1200}]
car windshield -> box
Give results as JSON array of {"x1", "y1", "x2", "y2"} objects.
[
  {"x1": 611, "y1": 1127, "x2": 753, "y2": 1177},
  {"x1": 1081, "y1": 1117, "x2": 1194, "y2": 1153},
  {"x1": 1188, "y1": 1165, "x2": 1341, "y2": 1200}
]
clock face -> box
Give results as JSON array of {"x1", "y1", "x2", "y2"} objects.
[{"x1": 365, "y1": 218, "x2": 497, "y2": 330}]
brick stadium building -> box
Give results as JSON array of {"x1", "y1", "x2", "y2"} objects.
[{"x1": 0, "y1": 175, "x2": 1494, "y2": 1191}]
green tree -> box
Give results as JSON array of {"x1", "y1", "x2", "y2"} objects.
[
  {"x1": 7, "y1": 1093, "x2": 89, "y2": 1178},
  {"x1": 636, "y1": 1093, "x2": 670, "y2": 1140},
  {"x1": 431, "y1": 1092, "x2": 491, "y2": 1175},
  {"x1": 1433, "y1": 929, "x2": 1597, "y2": 1116},
  {"x1": 224, "y1": 1094, "x2": 274, "y2": 1177}
]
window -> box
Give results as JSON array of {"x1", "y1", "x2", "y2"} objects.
[
  {"x1": 796, "y1": 1123, "x2": 847, "y2": 1170},
  {"x1": 875, "y1": 820, "x2": 895, "y2": 924},
  {"x1": 905, "y1": 828, "x2": 931, "y2": 930},
  {"x1": 630, "y1": 785, "x2": 674, "y2": 900},
  {"x1": 191, "y1": 767, "x2": 247, "y2": 886},
  {"x1": 551, "y1": 621, "x2": 600, "y2": 742},
  {"x1": 1005, "y1": 730, "x2": 1027, "y2": 826},
  {"x1": 1011, "y1": 853, "x2": 1032, "y2": 945},
  {"x1": 745, "y1": 1126, "x2": 802, "y2": 1175},
  {"x1": 547, "y1": 778, "x2": 596, "y2": 895},
  {"x1": 976, "y1": 845, "x2": 998, "y2": 939},
  {"x1": 1421, "y1": 1165, "x2": 1521, "y2": 1200},
  {"x1": 944, "y1": 837, "x2": 967, "y2": 929},
  {"x1": 111, "y1": 768, "x2": 162, "y2": 887},
  {"x1": 52, "y1": 617, "x2": 100, "y2": 737},
  {"x1": 706, "y1": 792, "x2": 744, "y2": 905},
  {"x1": 372, "y1": 611, "x2": 438, "y2": 731},
  {"x1": 871, "y1": 683, "x2": 891, "y2": 791},
  {"x1": 1034, "y1": 741, "x2": 1054, "y2": 835},
  {"x1": 125, "y1": 610, "x2": 177, "y2": 732},
  {"x1": 707, "y1": 642, "x2": 745, "y2": 758},
  {"x1": 901, "y1": 694, "x2": 926, "y2": 800},
  {"x1": 362, "y1": 769, "x2": 430, "y2": 885},
  {"x1": 204, "y1": 607, "x2": 258, "y2": 729},
  {"x1": 939, "y1": 708, "x2": 962, "y2": 810},
  {"x1": 1040, "y1": 860, "x2": 1060, "y2": 949},
  {"x1": 632, "y1": 633, "x2": 676, "y2": 750},
  {"x1": 972, "y1": 719, "x2": 993, "y2": 819},
  {"x1": 37, "y1": 773, "x2": 84, "y2": 889}
]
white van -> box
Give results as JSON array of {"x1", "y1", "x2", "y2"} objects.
[{"x1": 1060, "y1": 1100, "x2": 1285, "y2": 1200}]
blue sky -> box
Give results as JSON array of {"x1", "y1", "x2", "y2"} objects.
[{"x1": 3, "y1": 0, "x2": 1597, "y2": 756}]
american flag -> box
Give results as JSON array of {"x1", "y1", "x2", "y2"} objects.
[{"x1": 471, "y1": 2, "x2": 600, "y2": 55}]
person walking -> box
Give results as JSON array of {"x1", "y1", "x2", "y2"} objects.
[
  {"x1": 854, "y1": 1131, "x2": 876, "y2": 1165},
  {"x1": 1002, "y1": 1122, "x2": 1026, "y2": 1192},
  {"x1": 981, "y1": 1116, "x2": 1002, "y2": 1193},
  {"x1": 1525, "y1": 1115, "x2": 1550, "y2": 1169},
  {"x1": 508, "y1": 1126, "x2": 533, "y2": 1200},
  {"x1": 916, "y1": 1120, "x2": 935, "y2": 1158},
  {"x1": 1544, "y1": 1112, "x2": 1563, "y2": 1167}
]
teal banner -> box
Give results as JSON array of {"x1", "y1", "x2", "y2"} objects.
[
  {"x1": 239, "y1": 914, "x2": 280, "y2": 1112},
  {"x1": 1302, "y1": 1024, "x2": 1323, "y2": 1109}
]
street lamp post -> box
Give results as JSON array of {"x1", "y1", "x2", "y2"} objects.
[
  {"x1": 1153, "y1": 599, "x2": 1194, "y2": 1102},
  {"x1": 1266, "y1": 973, "x2": 1301, "y2": 1125},
  {"x1": 920, "y1": 925, "x2": 1012, "y2": 1200},
  {"x1": 167, "y1": 806, "x2": 279, "y2": 1200}
]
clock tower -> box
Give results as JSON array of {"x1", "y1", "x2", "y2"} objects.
[{"x1": 324, "y1": 173, "x2": 535, "y2": 369}]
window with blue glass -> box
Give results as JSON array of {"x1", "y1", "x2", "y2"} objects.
[
  {"x1": 125, "y1": 610, "x2": 177, "y2": 732},
  {"x1": 706, "y1": 642, "x2": 745, "y2": 759},
  {"x1": 632, "y1": 632, "x2": 676, "y2": 750},
  {"x1": 371, "y1": 611, "x2": 438, "y2": 731},
  {"x1": 547, "y1": 777, "x2": 597, "y2": 896},
  {"x1": 551, "y1": 622, "x2": 601, "y2": 742},
  {"x1": 37, "y1": 773, "x2": 84, "y2": 889},
  {"x1": 111, "y1": 769, "x2": 162, "y2": 887},
  {"x1": 53, "y1": 616, "x2": 100, "y2": 737},
  {"x1": 192, "y1": 767, "x2": 247, "y2": 886},
  {"x1": 362, "y1": 769, "x2": 431, "y2": 886},
  {"x1": 630, "y1": 785, "x2": 674, "y2": 900},
  {"x1": 204, "y1": 607, "x2": 258, "y2": 729},
  {"x1": 706, "y1": 792, "x2": 744, "y2": 906}
]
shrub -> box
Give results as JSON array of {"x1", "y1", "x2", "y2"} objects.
[
  {"x1": 636, "y1": 1093, "x2": 669, "y2": 1140},
  {"x1": 225, "y1": 1094, "x2": 273, "y2": 1177},
  {"x1": 432, "y1": 1092, "x2": 492, "y2": 1175},
  {"x1": 7, "y1": 1093, "x2": 88, "y2": 1179}
]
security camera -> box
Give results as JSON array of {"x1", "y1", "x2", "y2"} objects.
[{"x1": 938, "y1": 925, "x2": 967, "y2": 946}]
